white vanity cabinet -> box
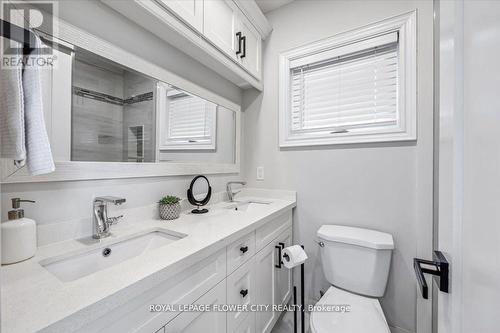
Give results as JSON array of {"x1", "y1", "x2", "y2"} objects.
[
  {"x1": 152, "y1": 210, "x2": 292, "y2": 333},
  {"x1": 73, "y1": 210, "x2": 292, "y2": 333}
]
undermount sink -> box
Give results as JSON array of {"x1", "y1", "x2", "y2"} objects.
[
  {"x1": 40, "y1": 229, "x2": 185, "y2": 282},
  {"x1": 224, "y1": 200, "x2": 272, "y2": 212}
]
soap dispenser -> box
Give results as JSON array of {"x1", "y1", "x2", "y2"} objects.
[{"x1": 1, "y1": 198, "x2": 37, "y2": 265}]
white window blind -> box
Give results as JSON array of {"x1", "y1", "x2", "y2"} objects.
[
  {"x1": 290, "y1": 32, "x2": 399, "y2": 135},
  {"x1": 167, "y1": 94, "x2": 216, "y2": 142},
  {"x1": 161, "y1": 90, "x2": 217, "y2": 150}
]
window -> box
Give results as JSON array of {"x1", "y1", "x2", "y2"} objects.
[
  {"x1": 279, "y1": 12, "x2": 416, "y2": 147},
  {"x1": 159, "y1": 87, "x2": 217, "y2": 150}
]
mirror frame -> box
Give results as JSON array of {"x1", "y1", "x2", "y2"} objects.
[{"x1": 1, "y1": 16, "x2": 240, "y2": 183}]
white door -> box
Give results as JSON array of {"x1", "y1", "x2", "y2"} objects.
[
  {"x1": 275, "y1": 228, "x2": 292, "y2": 307},
  {"x1": 163, "y1": 281, "x2": 227, "y2": 333},
  {"x1": 203, "y1": 0, "x2": 239, "y2": 60},
  {"x1": 156, "y1": 0, "x2": 204, "y2": 33},
  {"x1": 237, "y1": 14, "x2": 262, "y2": 80},
  {"x1": 254, "y1": 240, "x2": 277, "y2": 333},
  {"x1": 434, "y1": 1, "x2": 500, "y2": 333}
]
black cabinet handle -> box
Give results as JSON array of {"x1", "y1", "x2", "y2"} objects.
[
  {"x1": 240, "y1": 35, "x2": 246, "y2": 59},
  {"x1": 240, "y1": 246, "x2": 248, "y2": 254},
  {"x1": 236, "y1": 32, "x2": 242, "y2": 55},
  {"x1": 275, "y1": 242, "x2": 285, "y2": 269},
  {"x1": 240, "y1": 289, "x2": 248, "y2": 298}
]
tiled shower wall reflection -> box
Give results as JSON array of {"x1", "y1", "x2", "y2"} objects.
[{"x1": 72, "y1": 60, "x2": 155, "y2": 162}]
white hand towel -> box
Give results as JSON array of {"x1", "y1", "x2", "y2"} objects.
[
  {"x1": 0, "y1": 37, "x2": 26, "y2": 164},
  {"x1": 22, "y1": 36, "x2": 55, "y2": 175}
]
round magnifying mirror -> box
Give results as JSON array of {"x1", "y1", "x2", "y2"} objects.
[{"x1": 187, "y1": 175, "x2": 212, "y2": 214}]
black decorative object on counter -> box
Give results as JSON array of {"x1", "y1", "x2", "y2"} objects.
[{"x1": 187, "y1": 175, "x2": 212, "y2": 214}]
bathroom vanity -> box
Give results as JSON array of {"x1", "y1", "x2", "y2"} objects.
[{"x1": 1, "y1": 190, "x2": 296, "y2": 333}]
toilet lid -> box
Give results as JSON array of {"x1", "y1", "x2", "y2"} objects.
[{"x1": 310, "y1": 286, "x2": 391, "y2": 333}]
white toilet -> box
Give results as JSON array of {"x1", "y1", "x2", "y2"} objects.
[{"x1": 310, "y1": 225, "x2": 395, "y2": 333}]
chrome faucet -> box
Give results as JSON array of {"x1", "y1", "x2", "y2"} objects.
[
  {"x1": 92, "y1": 196, "x2": 126, "y2": 239},
  {"x1": 226, "y1": 181, "x2": 246, "y2": 202}
]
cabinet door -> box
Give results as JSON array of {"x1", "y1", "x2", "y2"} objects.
[
  {"x1": 203, "y1": 0, "x2": 239, "y2": 59},
  {"x1": 237, "y1": 14, "x2": 262, "y2": 80},
  {"x1": 275, "y1": 228, "x2": 293, "y2": 307},
  {"x1": 254, "y1": 241, "x2": 278, "y2": 333},
  {"x1": 227, "y1": 257, "x2": 256, "y2": 332},
  {"x1": 162, "y1": 280, "x2": 227, "y2": 333},
  {"x1": 156, "y1": 0, "x2": 204, "y2": 33},
  {"x1": 233, "y1": 310, "x2": 256, "y2": 333}
]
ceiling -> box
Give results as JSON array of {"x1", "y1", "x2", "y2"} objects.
[{"x1": 255, "y1": 0, "x2": 295, "y2": 14}]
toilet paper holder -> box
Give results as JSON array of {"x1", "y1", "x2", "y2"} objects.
[{"x1": 279, "y1": 244, "x2": 306, "y2": 333}]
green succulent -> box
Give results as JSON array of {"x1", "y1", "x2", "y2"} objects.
[{"x1": 159, "y1": 195, "x2": 181, "y2": 205}]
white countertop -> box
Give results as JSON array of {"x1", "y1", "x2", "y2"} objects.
[{"x1": 1, "y1": 189, "x2": 296, "y2": 333}]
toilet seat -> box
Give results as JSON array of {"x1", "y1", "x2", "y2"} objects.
[{"x1": 310, "y1": 286, "x2": 391, "y2": 333}]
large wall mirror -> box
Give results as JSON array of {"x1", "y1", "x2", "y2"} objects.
[{"x1": 0, "y1": 22, "x2": 240, "y2": 183}]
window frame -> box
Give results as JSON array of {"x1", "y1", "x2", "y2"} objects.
[{"x1": 279, "y1": 11, "x2": 417, "y2": 147}]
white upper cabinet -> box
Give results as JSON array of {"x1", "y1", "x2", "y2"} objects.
[
  {"x1": 203, "y1": 1, "x2": 262, "y2": 80},
  {"x1": 157, "y1": 0, "x2": 204, "y2": 33},
  {"x1": 102, "y1": 0, "x2": 270, "y2": 90},
  {"x1": 203, "y1": 0, "x2": 239, "y2": 60},
  {"x1": 236, "y1": 12, "x2": 262, "y2": 80}
]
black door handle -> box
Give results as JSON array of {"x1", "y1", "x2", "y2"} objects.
[
  {"x1": 235, "y1": 32, "x2": 242, "y2": 55},
  {"x1": 240, "y1": 289, "x2": 248, "y2": 297},
  {"x1": 414, "y1": 250, "x2": 449, "y2": 299},
  {"x1": 240, "y1": 35, "x2": 246, "y2": 59},
  {"x1": 240, "y1": 246, "x2": 248, "y2": 254}
]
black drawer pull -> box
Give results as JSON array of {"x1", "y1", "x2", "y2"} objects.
[
  {"x1": 240, "y1": 246, "x2": 248, "y2": 254},
  {"x1": 240, "y1": 289, "x2": 248, "y2": 298}
]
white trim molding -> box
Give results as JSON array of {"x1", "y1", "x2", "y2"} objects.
[{"x1": 279, "y1": 11, "x2": 417, "y2": 148}]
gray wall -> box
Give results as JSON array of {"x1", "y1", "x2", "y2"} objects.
[{"x1": 241, "y1": 1, "x2": 434, "y2": 333}]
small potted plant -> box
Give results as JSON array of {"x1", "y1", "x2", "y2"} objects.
[{"x1": 158, "y1": 195, "x2": 181, "y2": 220}]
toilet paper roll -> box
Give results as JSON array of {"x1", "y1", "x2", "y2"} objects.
[{"x1": 282, "y1": 245, "x2": 308, "y2": 269}]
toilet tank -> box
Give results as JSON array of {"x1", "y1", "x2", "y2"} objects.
[{"x1": 317, "y1": 225, "x2": 394, "y2": 297}]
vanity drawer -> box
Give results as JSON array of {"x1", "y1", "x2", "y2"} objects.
[
  {"x1": 76, "y1": 249, "x2": 226, "y2": 333},
  {"x1": 227, "y1": 231, "x2": 255, "y2": 274},
  {"x1": 227, "y1": 257, "x2": 256, "y2": 333},
  {"x1": 162, "y1": 280, "x2": 227, "y2": 333},
  {"x1": 255, "y1": 211, "x2": 292, "y2": 251}
]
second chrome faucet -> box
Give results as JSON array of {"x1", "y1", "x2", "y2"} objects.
[
  {"x1": 226, "y1": 181, "x2": 246, "y2": 202},
  {"x1": 92, "y1": 196, "x2": 126, "y2": 239}
]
